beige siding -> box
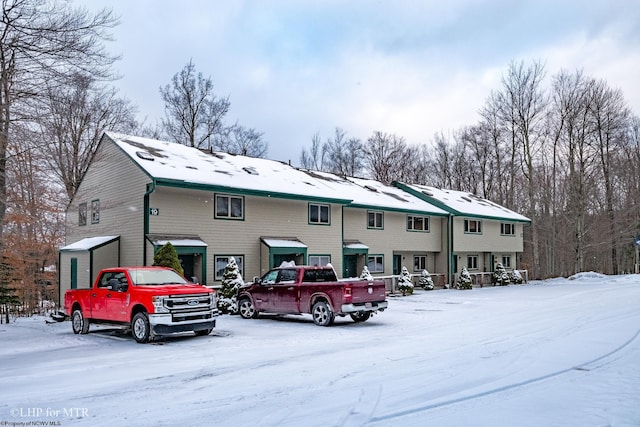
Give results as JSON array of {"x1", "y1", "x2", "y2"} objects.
[
  {"x1": 148, "y1": 188, "x2": 344, "y2": 281},
  {"x1": 344, "y1": 208, "x2": 443, "y2": 274},
  {"x1": 65, "y1": 137, "x2": 150, "y2": 267},
  {"x1": 453, "y1": 218, "x2": 524, "y2": 253}
]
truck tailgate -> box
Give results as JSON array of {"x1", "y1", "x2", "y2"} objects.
[{"x1": 350, "y1": 281, "x2": 386, "y2": 303}]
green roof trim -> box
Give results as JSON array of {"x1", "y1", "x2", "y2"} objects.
[
  {"x1": 154, "y1": 178, "x2": 352, "y2": 205},
  {"x1": 346, "y1": 203, "x2": 449, "y2": 217},
  {"x1": 394, "y1": 182, "x2": 531, "y2": 224}
]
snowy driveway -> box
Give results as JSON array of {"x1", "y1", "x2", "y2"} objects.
[{"x1": 1, "y1": 273, "x2": 639, "y2": 426}]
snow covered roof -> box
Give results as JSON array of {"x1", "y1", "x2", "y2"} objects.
[
  {"x1": 60, "y1": 236, "x2": 119, "y2": 251},
  {"x1": 106, "y1": 132, "x2": 351, "y2": 204},
  {"x1": 397, "y1": 183, "x2": 531, "y2": 222},
  {"x1": 305, "y1": 171, "x2": 448, "y2": 215}
]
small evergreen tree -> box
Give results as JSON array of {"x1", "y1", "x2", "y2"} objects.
[
  {"x1": 456, "y1": 267, "x2": 473, "y2": 290},
  {"x1": 510, "y1": 269, "x2": 524, "y2": 284},
  {"x1": 0, "y1": 261, "x2": 21, "y2": 324},
  {"x1": 153, "y1": 243, "x2": 184, "y2": 276},
  {"x1": 397, "y1": 266, "x2": 414, "y2": 296},
  {"x1": 419, "y1": 269, "x2": 434, "y2": 290},
  {"x1": 360, "y1": 265, "x2": 373, "y2": 281},
  {"x1": 218, "y1": 257, "x2": 244, "y2": 314},
  {"x1": 493, "y1": 263, "x2": 510, "y2": 286}
]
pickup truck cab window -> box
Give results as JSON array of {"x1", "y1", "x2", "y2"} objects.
[{"x1": 98, "y1": 272, "x2": 127, "y2": 289}]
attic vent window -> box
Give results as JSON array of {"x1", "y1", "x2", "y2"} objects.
[
  {"x1": 364, "y1": 185, "x2": 379, "y2": 193},
  {"x1": 186, "y1": 165, "x2": 198, "y2": 170},
  {"x1": 136, "y1": 151, "x2": 154, "y2": 161},
  {"x1": 422, "y1": 190, "x2": 434, "y2": 197},
  {"x1": 461, "y1": 196, "x2": 472, "y2": 202},
  {"x1": 243, "y1": 167, "x2": 258, "y2": 175}
]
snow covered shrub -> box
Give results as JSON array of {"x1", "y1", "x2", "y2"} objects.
[
  {"x1": 510, "y1": 269, "x2": 523, "y2": 284},
  {"x1": 360, "y1": 265, "x2": 373, "y2": 281},
  {"x1": 493, "y1": 263, "x2": 510, "y2": 286},
  {"x1": 456, "y1": 267, "x2": 473, "y2": 290},
  {"x1": 218, "y1": 257, "x2": 244, "y2": 314},
  {"x1": 397, "y1": 266, "x2": 414, "y2": 296},
  {"x1": 418, "y1": 269, "x2": 434, "y2": 290}
]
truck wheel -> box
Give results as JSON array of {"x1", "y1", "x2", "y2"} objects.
[
  {"x1": 132, "y1": 312, "x2": 151, "y2": 343},
  {"x1": 312, "y1": 301, "x2": 335, "y2": 326},
  {"x1": 350, "y1": 311, "x2": 371, "y2": 322},
  {"x1": 71, "y1": 309, "x2": 90, "y2": 334},
  {"x1": 238, "y1": 298, "x2": 258, "y2": 319}
]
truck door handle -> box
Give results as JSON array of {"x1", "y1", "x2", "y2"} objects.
[
  {"x1": 287, "y1": 287, "x2": 294, "y2": 291},
  {"x1": 268, "y1": 287, "x2": 274, "y2": 291},
  {"x1": 91, "y1": 293, "x2": 96, "y2": 297},
  {"x1": 106, "y1": 293, "x2": 111, "y2": 298}
]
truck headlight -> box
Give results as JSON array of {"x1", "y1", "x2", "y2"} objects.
[{"x1": 152, "y1": 296, "x2": 169, "y2": 313}]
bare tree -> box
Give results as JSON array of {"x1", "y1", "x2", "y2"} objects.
[
  {"x1": 323, "y1": 128, "x2": 364, "y2": 177},
  {"x1": 364, "y1": 131, "x2": 412, "y2": 184},
  {"x1": 39, "y1": 72, "x2": 138, "y2": 201},
  {"x1": 0, "y1": 0, "x2": 118, "y2": 258},
  {"x1": 160, "y1": 60, "x2": 230, "y2": 148},
  {"x1": 300, "y1": 132, "x2": 327, "y2": 171},
  {"x1": 218, "y1": 124, "x2": 268, "y2": 157}
]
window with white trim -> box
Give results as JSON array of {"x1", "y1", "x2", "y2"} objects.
[
  {"x1": 502, "y1": 255, "x2": 512, "y2": 268},
  {"x1": 91, "y1": 200, "x2": 100, "y2": 224},
  {"x1": 367, "y1": 211, "x2": 384, "y2": 229},
  {"x1": 407, "y1": 215, "x2": 430, "y2": 231},
  {"x1": 215, "y1": 255, "x2": 244, "y2": 280},
  {"x1": 501, "y1": 222, "x2": 515, "y2": 236},
  {"x1": 215, "y1": 194, "x2": 244, "y2": 219},
  {"x1": 79, "y1": 203, "x2": 87, "y2": 226},
  {"x1": 308, "y1": 255, "x2": 331, "y2": 267},
  {"x1": 464, "y1": 219, "x2": 482, "y2": 234},
  {"x1": 309, "y1": 203, "x2": 330, "y2": 224},
  {"x1": 367, "y1": 255, "x2": 384, "y2": 273},
  {"x1": 467, "y1": 255, "x2": 479, "y2": 270},
  {"x1": 414, "y1": 255, "x2": 427, "y2": 271}
]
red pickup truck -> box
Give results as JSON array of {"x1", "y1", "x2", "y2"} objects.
[
  {"x1": 237, "y1": 265, "x2": 388, "y2": 326},
  {"x1": 64, "y1": 266, "x2": 218, "y2": 343}
]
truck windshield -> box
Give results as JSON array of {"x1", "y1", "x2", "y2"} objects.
[{"x1": 128, "y1": 269, "x2": 188, "y2": 286}]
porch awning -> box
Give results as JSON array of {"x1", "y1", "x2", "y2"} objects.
[
  {"x1": 60, "y1": 235, "x2": 119, "y2": 251},
  {"x1": 260, "y1": 237, "x2": 307, "y2": 249},
  {"x1": 147, "y1": 234, "x2": 208, "y2": 247},
  {"x1": 343, "y1": 240, "x2": 369, "y2": 255}
]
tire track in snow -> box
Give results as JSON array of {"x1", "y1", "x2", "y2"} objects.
[{"x1": 367, "y1": 323, "x2": 640, "y2": 425}]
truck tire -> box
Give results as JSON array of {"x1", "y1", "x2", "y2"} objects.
[
  {"x1": 312, "y1": 301, "x2": 335, "y2": 326},
  {"x1": 132, "y1": 312, "x2": 151, "y2": 343},
  {"x1": 350, "y1": 311, "x2": 371, "y2": 322},
  {"x1": 71, "y1": 309, "x2": 90, "y2": 334},
  {"x1": 238, "y1": 298, "x2": 258, "y2": 319}
]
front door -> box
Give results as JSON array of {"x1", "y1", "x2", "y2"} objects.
[
  {"x1": 343, "y1": 255, "x2": 358, "y2": 278},
  {"x1": 178, "y1": 254, "x2": 195, "y2": 281},
  {"x1": 393, "y1": 255, "x2": 402, "y2": 275}
]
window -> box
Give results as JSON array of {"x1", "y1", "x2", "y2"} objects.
[
  {"x1": 215, "y1": 256, "x2": 244, "y2": 280},
  {"x1": 367, "y1": 211, "x2": 384, "y2": 229},
  {"x1": 464, "y1": 219, "x2": 482, "y2": 234},
  {"x1": 308, "y1": 255, "x2": 330, "y2": 267},
  {"x1": 407, "y1": 215, "x2": 430, "y2": 232},
  {"x1": 501, "y1": 222, "x2": 515, "y2": 236},
  {"x1": 502, "y1": 256, "x2": 512, "y2": 269},
  {"x1": 78, "y1": 203, "x2": 87, "y2": 226},
  {"x1": 91, "y1": 200, "x2": 100, "y2": 224},
  {"x1": 414, "y1": 255, "x2": 427, "y2": 271},
  {"x1": 309, "y1": 203, "x2": 330, "y2": 224},
  {"x1": 367, "y1": 255, "x2": 384, "y2": 273},
  {"x1": 215, "y1": 194, "x2": 244, "y2": 219},
  {"x1": 467, "y1": 255, "x2": 479, "y2": 270}
]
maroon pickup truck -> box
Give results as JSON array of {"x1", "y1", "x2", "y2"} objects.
[{"x1": 237, "y1": 265, "x2": 388, "y2": 326}]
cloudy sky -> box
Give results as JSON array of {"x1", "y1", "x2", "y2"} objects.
[{"x1": 78, "y1": 0, "x2": 640, "y2": 163}]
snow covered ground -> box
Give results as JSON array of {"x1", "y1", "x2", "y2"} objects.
[{"x1": 1, "y1": 273, "x2": 639, "y2": 427}]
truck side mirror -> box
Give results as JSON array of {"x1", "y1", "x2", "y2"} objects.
[{"x1": 253, "y1": 276, "x2": 261, "y2": 284}]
